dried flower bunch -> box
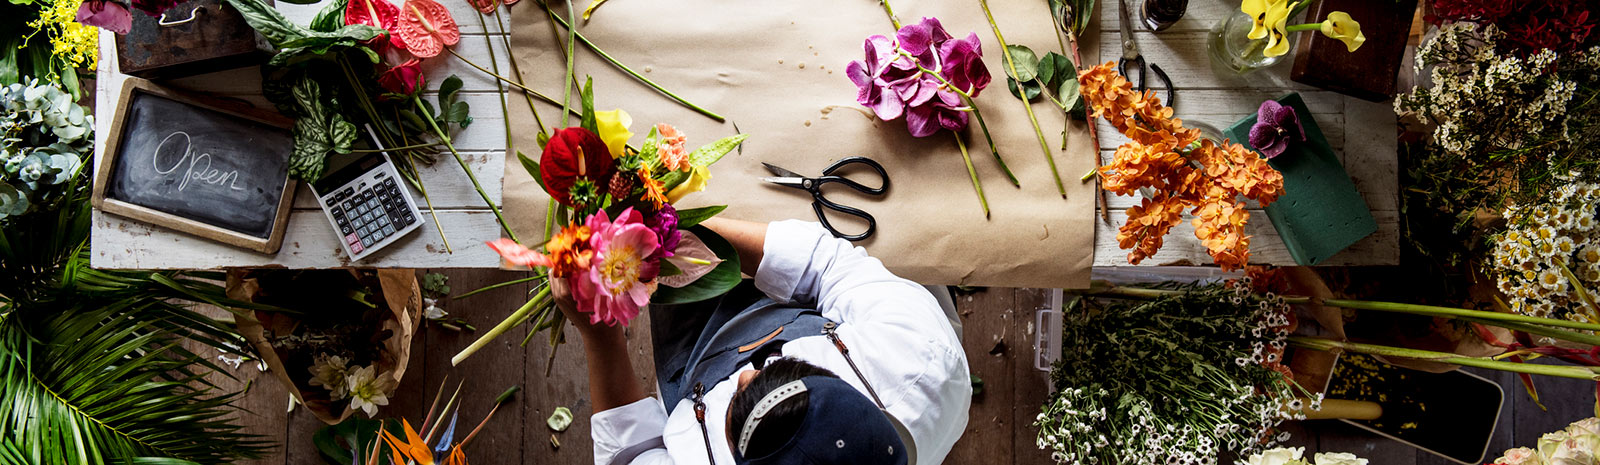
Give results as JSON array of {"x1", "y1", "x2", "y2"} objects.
[
  {"x1": 1489, "y1": 178, "x2": 1600, "y2": 324},
  {"x1": 1079, "y1": 63, "x2": 1285, "y2": 271},
  {"x1": 1035, "y1": 277, "x2": 1308, "y2": 465}
]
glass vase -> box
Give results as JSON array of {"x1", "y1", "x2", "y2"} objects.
[{"x1": 1206, "y1": 11, "x2": 1290, "y2": 75}]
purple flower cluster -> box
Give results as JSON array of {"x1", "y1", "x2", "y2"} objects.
[
  {"x1": 1248, "y1": 100, "x2": 1306, "y2": 159},
  {"x1": 847, "y1": 17, "x2": 991, "y2": 138},
  {"x1": 643, "y1": 203, "x2": 681, "y2": 260}
]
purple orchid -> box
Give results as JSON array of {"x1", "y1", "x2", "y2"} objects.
[
  {"x1": 75, "y1": 0, "x2": 132, "y2": 34},
  {"x1": 846, "y1": 17, "x2": 991, "y2": 138},
  {"x1": 1248, "y1": 100, "x2": 1306, "y2": 159}
]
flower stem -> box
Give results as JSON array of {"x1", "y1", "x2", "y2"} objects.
[
  {"x1": 1285, "y1": 23, "x2": 1322, "y2": 33},
  {"x1": 953, "y1": 131, "x2": 991, "y2": 219},
  {"x1": 347, "y1": 142, "x2": 444, "y2": 153},
  {"x1": 538, "y1": 1, "x2": 726, "y2": 122},
  {"x1": 963, "y1": 96, "x2": 1021, "y2": 187},
  {"x1": 1288, "y1": 336, "x2": 1600, "y2": 381},
  {"x1": 878, "y1": 0, "x2": 901, "y2": 29},
  {"x1": 1558, "y1": 262, "x2": 1600, "y2": 321},
  {"x1": 413, "y1": 95, "x2": 520, "y2": 243},
  {"x1": 444, "y1": 47, "x2": 578, "y2": 119},
  {"x1": 979, "y1": 0, "x2": 1067, "y2": 198},
  {"x1": 453, "y1": 286, "x2": 551, "y2": 365},
  {"x1": 474, "y1": 11, "x2": 515, "y2": 154},
  {"x1": 558, "y1": 0, "x2": 578, "y2": 127},
  {"x1": 494, "y1": 11, "x2": 549, "y2": 138},
  {"x1": 1321, "y1": 298, "x2": 1600, "y2": 333}
]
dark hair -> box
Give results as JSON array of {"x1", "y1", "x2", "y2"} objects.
[{"x1": 725, "y1": 357, "x2": 839, "y2": 459}]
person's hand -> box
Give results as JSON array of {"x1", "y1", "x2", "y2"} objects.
[{"x1": 549, "y1": 278, "x2": 622, "y2": 338}]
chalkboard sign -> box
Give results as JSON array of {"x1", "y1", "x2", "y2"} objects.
[{"x1": 93, "y1": 78, "x2": 298, "y2": 253}]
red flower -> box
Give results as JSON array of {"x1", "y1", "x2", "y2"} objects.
[
  {"x1": 378, "y1": 59, "x2": 425, "y2": 97},
  {"x1": 345, "y1": 0, "x2": 409, "y2": 51},
  {"x1": 1428, "y1": 0, "x2": 1599, "y2": 56},
  {"x1": 541, "y1": 128, "x2": 616, "y2": 206}
]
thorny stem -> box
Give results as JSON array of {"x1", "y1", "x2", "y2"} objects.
[
  {"x1": 1289, "y1": 337, "x2": 1600, "y2": 381},
  {"x1": 954, "y1": 132, "x2": 991, "y2": 219},
  {"x1": 538, "y1": 1, "x2": 726, "y2": 122},
  {"x1": 413, "y1": 95, "x2": 520, "y2": 243},
  {"x1": 980, "y1": 0, "x2": 1068, "y2": 198}
]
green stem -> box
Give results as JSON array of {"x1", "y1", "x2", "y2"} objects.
[
  {"x1": 1289, "y1": 337, "x2": 1600, "y2": 381},
  {"x1": 405, "y1": 148, "x2": 452, "y2": 252},
  {"x1": 443, "y1": 46, "x2": 578, "y2": 119},
  {"x1": 455, "y1": 275, "x2": 541, "y2": 300},
  {"x1": 413, "y1": 95, "x2": 520, "y2": 242},
  {"x1": 1321, "y1": 298, "x2": 1600, "y2": 333},
  {"x1": 475, "y1": 12, "x2": 515, "y2": 155},
  {"x1": 963, "y1": 96, "x2": 1021, "y2": 187},
  {"x1": 1080, "y1": 167, "x2": 1098, "y2": 182},
  {"x1": 878, "y1": 0, "x2": 901, "y2": 29},
  {"x1": 1557, "y1": 263, "x2": 1600, "y2": 322},
  {"x1": 453, "y1": 287, "x2": 551, "y2": 365},
  {"x1": 953, "y1": 132, "x2": 990, "y2": 219},
  {"x1": 538, "y1": 1, "x2": 726, "y2": 122},
  {"x1": 347, "y1": 142, "x2": 443, "y2": 153},
  {"x1": 979, "y1": 0, "x2": 1066, "y2": 198},
  {"x1": 559, "y1": 0, "x2": 578, "y2": 127},
  {"x1": 495, "y1": 11, "x2": 549, "y2": 138},
  {"x1": 1285, "y1": 23, "x2": 1322, "y2": 33}
]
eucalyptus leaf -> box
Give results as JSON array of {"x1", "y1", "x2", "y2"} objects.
[
  {"x1": 650, "y1": 226, "x2": 741, "y2": 305},
  {"x1": 687, "y1": 134, "x2": 748, "y2": 167},
  {"x1": 674, "y1": 205, "x2": 726, "y2": 229},
  {"x1": 1007, "y1": 77, "x2": 1042, "y2": 101},
  {"x1": 1004, "y1": 45, "x2": 1039, "y2": 82}
]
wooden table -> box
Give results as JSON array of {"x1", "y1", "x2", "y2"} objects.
[{"x1": 91, "y1": 0, "x2": 1397, "y2": 271}]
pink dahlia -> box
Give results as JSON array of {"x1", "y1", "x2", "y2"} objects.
[{"x1": 571, "y1": 208, "x2": 660, "y2": 327}]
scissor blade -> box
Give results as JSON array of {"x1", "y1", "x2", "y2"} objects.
[
  {"x1": 761, "y1": 176, "x2": 807, "y2": 188},
  {"x1": 762, "y1": 162, "x2": 806, "y2": 179},
  {"x1": 1118, "y1": 0, "x2": 1140, "y2": 59}
]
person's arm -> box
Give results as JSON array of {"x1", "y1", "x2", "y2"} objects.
[
  {"x1": 550, "y1": 280, "x2": 668, "y2": 465},
  {"x1": 698, "y1": 217, "x2": 766, "y2": 277}
]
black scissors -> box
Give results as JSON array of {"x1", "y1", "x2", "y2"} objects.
[
  {"x1": 761, "y1": 157, "x2": 890, "y2": 241},
  {"x1": 1118, "y1": 0, "x2": 1176, "y2": 107}
]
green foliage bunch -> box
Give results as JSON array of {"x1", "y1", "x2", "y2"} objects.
[{"x1": 0, "y1": 78, "x2": 89, "y2": 221}]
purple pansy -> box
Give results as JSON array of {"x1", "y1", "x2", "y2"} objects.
[
  {"x1": 643, "y1": 204, "x2": 681, "y2": 260},
  {"x1": 1248, "y1": 100, "x2": 1306, "y2": 159},
  {"x1": 75, "y1": 0, "x2": 132, "y2": 34},
  {"x1": 846, "y1": 17, "x2": 991, "y2": 138}
]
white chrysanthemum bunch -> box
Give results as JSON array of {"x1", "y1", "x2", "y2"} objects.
[
  {"x1": 1490, "y1": 179, "x2": 1600, "y2": 323},
  {"x1": 1034, "y1": 280, "x2": 1308, "y2": 465},
  {"x1": 1396, "y1": 23, "x2": 1592, "y2": 159}
]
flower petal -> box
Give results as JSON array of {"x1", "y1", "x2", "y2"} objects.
[
  {"x1": 657, "y1": 230, "x2": 725, "y2": 288},
  {"x1": 397, "y1": 0, "x2": 459, "y2": 58}
]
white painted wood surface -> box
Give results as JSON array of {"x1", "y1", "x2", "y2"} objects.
[{"x1": 91, "y1": 0, "x2": 1398, "y2": 270}]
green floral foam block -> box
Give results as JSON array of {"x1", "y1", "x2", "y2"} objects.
[{"x1": 1225, "y1": 93, "x2": 1376, "y2": 266}]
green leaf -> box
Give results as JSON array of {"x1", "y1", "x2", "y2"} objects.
[
  {"x1": 518, "y1": 151, "x2": 549, "y2": 193},
  {"x1": 579, "y1": 76, "x2": 597, "y2": 134},
  {"x1": 1058, "y1": 77, "x2": 1082, "y2": 112},
  {"x1": 1073, "y1": 0, "x2": 1096, "y2": 35},
  {"x1": 659, "y1": 259, "x2": 683, "y2": 277},
  {"x1": 1037, "y1": 52, "x2": 1075, "y2": 90},
  {"x1": 437, "y1": 75, "x2": 464, "y2": 111},
  {"x1": 0, "y1": 37, "x2": 19, "y2": 85},
  {"x1": 313, "y1": 417, "x2": 383, "y2": 465},
  {"x1": 687, "y1": 134, "x2": 748, "y2": 167},
  {"x1": 675, "y1": 205, "x2": 726, "y2": 228},
  {"x1": 287, "y1": 78, "x2": 355, "y2": 181},
  {"x1": 225, "y1": 0, "x2": 381, "y2": 49},
  {"x1": 308, "y1": 0, "x2": 348, "y2": 33},
  {"x1": 650, "y1": 226, "x2": 741, "y2": 305},
  {"x1": 446, "y1": 101, "x2": 471, "y2": 127},
  {"x1": 1004, "y1": 44, "x2": 1039, "y2": 82},
  {"x1": 639, "y1": 126, "x2": 660, "y2": 161},
  {"x1": 1007, "y1": 77, "x2": 1041, "y2": 101}
]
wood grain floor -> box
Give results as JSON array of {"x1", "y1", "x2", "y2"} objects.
[{"x1": 212, "y1": 269, "x2": 1596, "y2": 465}]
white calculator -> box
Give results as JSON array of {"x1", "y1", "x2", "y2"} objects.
[{"x1": 310, "y1": 152, "x2": 424, "y2": 261}]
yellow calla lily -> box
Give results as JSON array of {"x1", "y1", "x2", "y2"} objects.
[
  {"x1": 1240, "y1": 0, "x2": 1282, "y2": 40},
  {"x1": 1261, "y1": 0, "x2": 1294, "y2": 57},
  {"x1": 594, "y1": 109, "x2": 632, "y2": 159},
  {"x1": 1319, "y1": 11, "x2": 1366, "y2": 52},
  {"x1": 666, "y1": 165, "x2": 711, "y2": 204}
]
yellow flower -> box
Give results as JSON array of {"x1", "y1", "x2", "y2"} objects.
[
  {"x1": 1318, "y1": 12, "x2": 1365, "y2": 52},
  {"x1": 1241, "y1": 0, "x2": 1284, "y2": 40},
  {"x1": 594, "y1": 109, "x2": 633, "y2": 159},
  {"x1": 666, "y1": 165, "x2": 711, "y2": 204},
  {"x1": 1262, "y1": 1, "x2": 1294, "y2": 57}
]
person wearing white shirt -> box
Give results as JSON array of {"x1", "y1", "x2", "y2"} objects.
[{"x1": 548, "y1": 218, "x2": 970, "y2": 465}]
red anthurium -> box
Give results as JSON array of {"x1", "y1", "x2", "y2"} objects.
[
  {"x1": 396, "y1": 0, "x2": 459, "y2": 58},
  {"x1": 466, "y1": 0, "x2": 496, "y2": 15},
  {"x1": 541, "y1": 127, "x2": 616, "y2": 207},
  {"x1": 345, "y1": 0, "x2": 409, "y2": 51},
  {"x1": 378, "y1": 59, "x2": 426, "y2": 97}
]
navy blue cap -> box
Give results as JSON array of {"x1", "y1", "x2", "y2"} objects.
[{"x1": 733, "y1": 376, "x2": 911, "y2": 465}]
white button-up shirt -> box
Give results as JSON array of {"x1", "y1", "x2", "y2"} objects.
[{"x1": 589, "y1": 220, "x2": 971, "y2": 465}]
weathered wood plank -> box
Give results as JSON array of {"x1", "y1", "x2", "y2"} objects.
[
  {"x1": 1011, "y1": 288, "x2": 1056, "y2": 465},
  {"x1": 184, "y1": 306, "x2": 290, "y2": 465},
  {"x1": 1317, "y1": 421, "x2": 1420, "y2": 465},
  {"x1": 1093, "y1": 31, "x2": 1316, "y2": 91},
  {"x1": 422, "y1": 269, "x2": 530, "y2": 465},
  {"x1": 288, "y1": 149, "x2": 507, "y2": 210},
  {"x1": 948, "y1": 288, "x2": 1019, "y2": 465}
]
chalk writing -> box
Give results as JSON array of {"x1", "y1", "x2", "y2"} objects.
[{"x1": 152, "y1": 132, "x2": 245, "y2": 193}]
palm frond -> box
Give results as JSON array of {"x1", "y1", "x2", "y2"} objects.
[{"x1": 0, "y1": 301, "x2": 273, "y2": 464}]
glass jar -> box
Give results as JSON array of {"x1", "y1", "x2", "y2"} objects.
[{"x1": 1206, "y1": 11, "x2": 1291, "y2": 75}]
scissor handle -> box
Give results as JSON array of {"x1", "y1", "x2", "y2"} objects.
[
  {"x1": 818, "y1": 156, "x2": 890, "y2": 195},
  {"x1": 1116, "y1": 58, "x2": 1176, "y2": 108},
  {"x1": 811, "y1": 195, "x2": 876, "y2": 242}
]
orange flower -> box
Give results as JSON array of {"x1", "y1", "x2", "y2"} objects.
[
  {"x1": 638, "y1": 167, "x2": 668, "y2": 207},
  {"x1": 1078, "y1": 62, "x2": 1284, "y2": 271},
  {"x1": 486, "y1": 225, "x2": 594, "y2": 277}
]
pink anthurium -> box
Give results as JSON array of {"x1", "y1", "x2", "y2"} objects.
[
  {"x1": 656, "y1": 230, "x2": 724, "y2": 289},
  {"x1": 396, "y1": 0, "x2": 459, "y2": 58},
  {"x1": 345, "y1": 0, "x2": 409, "y2": 51}
]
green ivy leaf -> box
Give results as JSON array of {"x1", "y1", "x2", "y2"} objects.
[
  {"x1": 687, "y1": 134, "x2": 748, "y2": 167},
  {"x1": 650, "y1": 226, "x2": 741, "y2": 305},
  {"x1": 1007, "y1": 77, "x2": 1041, "y2": 101},
  {"x1": 675, "y1": 205, "x2": 726, "y2": 228},
  {"x1": 1004, "y1": 44, "x2": 1039, "y2": 82}
]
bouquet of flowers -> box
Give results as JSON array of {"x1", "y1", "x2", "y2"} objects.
[
  {"x1": 1488, "y1": 178, "x2": 1600, "y2": 324},
  {"x1": 1491, "y1": 417, "x2": 1600, "y2": 465},
  {"x1": 455, "y1": 93, "x2": 744, "y2": 364},
  {"x1": 1244, "y1": 447, "x2": 1369, "y2": 465},
  {"x1": 0, "y1": 78, "x2": 89, "y2": 221},
  {"x1": 1078, "y1": 63, "x2": 1285, "y2": 271},
  {"x1": 1035, "y1": 275, "x2": 1309, "y2": 465}
]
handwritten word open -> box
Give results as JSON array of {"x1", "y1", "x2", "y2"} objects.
[{"x1": 153, "y1": 132, "x2": 245, "y2": 193}]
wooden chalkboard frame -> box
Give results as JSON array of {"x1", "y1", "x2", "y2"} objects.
[{"x1": 92, "y1": 78, "x2": 298, "y2": 254}]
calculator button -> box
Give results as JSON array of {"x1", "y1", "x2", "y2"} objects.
[
  {"x1": 350, "y1": 242, "x2": 364, "y2": 254},
  {"x1": 340, "y1": 224, "x2": 353, "y2": 235},
  {"x1": 377, "y1": 216, "x2": 390, "y2": 227},
  {"x1": 382, "y1": 225, "x2": 396, "y2": 236},
  {"x1": 361, "y1": 237, "x2": 374, "y2": 247},
  {"x1": 345, "y1": 233, "x2": 359, "y2": 244},
  {"x1": 402, "y1": 212, "x2": 415, "y2": 223},
  {"x1": 342, "y1": 200, "x2": 356, "y2": 211}
]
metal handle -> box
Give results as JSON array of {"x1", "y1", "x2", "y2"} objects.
[{"x1": 158, "y1": 6, "x2": 203, "y2": 27}]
